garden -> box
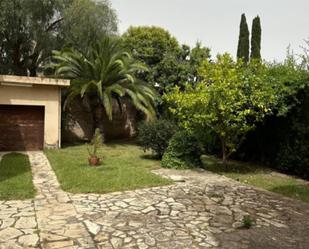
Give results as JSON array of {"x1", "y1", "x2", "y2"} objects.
[
  {"x1": 1, "y1": 1, "x2": 309, "y2": 248},
  {"x1": 0, "y1": 0, "x2": 309, "y2": 203}
]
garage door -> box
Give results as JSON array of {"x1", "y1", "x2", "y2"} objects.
[{"x1": 0, "y1": 105, "x2": 44, "y2": 151}]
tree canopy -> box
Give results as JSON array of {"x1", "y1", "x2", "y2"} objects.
[
  {"x1": 122, "y1": 26, "x2": 210, "y2": 92},
  {"x1": 0, "y1": 0, "x2": 117, "y2": 76},
  {"x1": 164, "y1": 54, "x2": 277, "y2": 163}
]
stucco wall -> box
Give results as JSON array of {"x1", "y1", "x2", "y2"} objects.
[{"x1": 0, "y1": 84, "x2": 61, "y2": 148}]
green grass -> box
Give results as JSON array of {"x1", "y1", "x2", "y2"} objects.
[
  {"x1": 0, "y1": 153, "x2": 36, "y2": 200},
  {"x1": 202, "y1": 155, "x2": 309, "y2": 203},
  {"x1": 45, "y1": 142, "x2": 172, "y2": 193}
]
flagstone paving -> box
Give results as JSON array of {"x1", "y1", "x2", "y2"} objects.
[{"x1": 0, "y1": 152, "x2": 309, "y2": 249}]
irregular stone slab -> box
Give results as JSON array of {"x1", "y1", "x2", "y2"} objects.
[
  {"x1": 18, "y1": 234, "x2": 39, "y2": 247},
  {"x1": 15, "y1": 216, "x2": 37, "y2": 229},
  {"x1": 0, "y1": 227, "x2": 23, "y2": 241},
  {"x1": 84, "y1": 220, "x2": 101, "y2": 235}
]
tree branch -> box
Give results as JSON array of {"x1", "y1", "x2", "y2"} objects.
[{"x1": 45, "y1": 18, "x2": 64, "y2": 32}]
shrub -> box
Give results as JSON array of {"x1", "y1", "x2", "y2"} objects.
[
  {"x1": 138, "y1": 120, "x2": 176, "y2": 158},
  {"x1": 161, "y1": 131, "x2": 203, "y2": 169},
  {"x1": 276, "y1": 134, "x2": 309, "y2": 179}
]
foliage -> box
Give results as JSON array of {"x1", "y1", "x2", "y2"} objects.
[
  {"x1": 0, "y1": 0, "x2": 117, "y2": 76},
  {"x1": 242, "y1": 215, "x2": 254, "y2": 229},
  {"x1": 161, "y1": 131, "x2": 203, "y2": 169},
  {"x1": 49, "y1": 37, "x2": 156, "y2": 121},
  {"x1": 122, "y1": 26, "x2": 210, "y2": 92},
  {"x1": 154, "y1": 43, "x2": 211, "y2": 91},
  {"x1": 87, "y1": 129, "x2": 104, "y2": 158},
  {"x1": 164, "y1": 53, "x2": 277, "y2": 163},
  {"x1": 138, "y1": 120, "x2": 176, "y2": 158},
  {"x1": 235, "y1": 55, "x2": 309, "y2": 179},
  {"x1": 275, "y1": 87, "x2": 309, "y2": 179},
  {"x1": 122, "y1": 26, "x2": 180, "y2": 66},
  {"x1": 45, "y1": 143, "x2": 172, "y2": 193},
  {"x1": 300, "y1": 39, "x2": 309, "y2": 70},
  {"x1": 277, "y1": 136, "x2": 309, "y2": 179},
  {"x1": 250, "y1": 16, "x2": 262, "y2": 60},
  {"x1": 265, "y1": 52, "x2": 309, "y2": 116},
  {"x1": 237, "y1": 14, "x2": 250, "y2": 63},
  {"x1": 59, "y1": 0, "x2": 117, "y2": 52}
]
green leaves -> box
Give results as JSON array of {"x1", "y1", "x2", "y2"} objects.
[
  {"x1": 0, "y1": 0, "x2": 117, "y2": 76},
  {"x1": 122, "y1": 27, "x2": 211, "y2": 92},
  {"x1": 165, "y1": 53, "x2": 277, "y2": 162},
  {"x1": 50, "y1": 37, "x2": 157, "y2": 121}
]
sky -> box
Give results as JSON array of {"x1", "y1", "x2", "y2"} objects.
[{"x1": 110, "y1": 0, "x2": 309, "y2": 62}]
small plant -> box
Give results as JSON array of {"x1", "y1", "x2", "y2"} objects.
[
  {"x1": 242, "y1": 215, "x2": 253, "y2": 229},
  {"x1": 87, "y1": 128, "x2": 104, "y2": 166}
]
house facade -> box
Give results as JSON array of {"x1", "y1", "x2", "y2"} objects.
[{"x1": 0, "y1": 75, "x2": 70, "y2": 151}]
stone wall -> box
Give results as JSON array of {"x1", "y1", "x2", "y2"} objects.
[
  {"x1": 62, "y1": 97, "x2": 138, "y2": 143},
  {"x1": 62, "y1": 97, "x2": 94, "y2": 143},
  {"x1": 97, "y1": 98, "x2": 138, "y2": 140}
]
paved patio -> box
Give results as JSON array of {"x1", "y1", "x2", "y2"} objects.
[{"x1": 0, "y1": 152, "x2": 309, "y2": 249}]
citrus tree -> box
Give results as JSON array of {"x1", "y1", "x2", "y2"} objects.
[{"x1": 164, "y1": 53, "x2": 277, "y2": 164}]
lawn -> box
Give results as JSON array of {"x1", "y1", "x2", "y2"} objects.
[
  {"x1": 0, "y1": 153, "x2": 36, "y2": 200},
  {"x1": 45, "y1": 142, "x2": 172, "y2": 193},
  {"x1": 202, "y1": 155, "x2": 309, "y2": 203}
]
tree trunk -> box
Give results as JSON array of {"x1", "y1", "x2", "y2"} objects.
[
  {"x1": 29, "y1": 67, "x2": 37, "y2": 77},
  {"x1": 220, "y1": 137, "x2": 228, "y2": 166}
]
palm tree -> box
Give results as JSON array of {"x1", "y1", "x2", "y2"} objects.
[{"x1": 49, "y1": 37, "x2": 157, "y2": 123}]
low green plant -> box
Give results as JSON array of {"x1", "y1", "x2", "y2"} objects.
[
  {"x1": 242, "y1": 215, "x2": 253, "y2": 229},
  {"x1": 138, "y1": 119, "x2": 176, "y2": 158},
  {"x1": 161, "y1": 130, "x2": 203, "y2": 169},
  {"x1": 87, "y1": 129, "x2": 104, "y2": 158}
]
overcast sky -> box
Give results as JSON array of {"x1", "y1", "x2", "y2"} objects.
[{"x1": 110, "y1": 0, "x2": 309, "y2": 62}]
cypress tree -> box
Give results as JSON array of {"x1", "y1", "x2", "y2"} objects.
[
  {"x1": 250, "y1": 16, "x2": 262, "y2": 60},
  {"x1": 237, "y1": 14, "x2": 250, "y2": 63}
]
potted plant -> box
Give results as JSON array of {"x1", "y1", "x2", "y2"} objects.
[{"x1": 87, "y1": 128, "x2": 104, "y2": 166}]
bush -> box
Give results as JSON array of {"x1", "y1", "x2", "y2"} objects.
[
  {"x1": 161, "y1": 131, "x2": 203, "y2": 169},
  {"x1": 138, "y1": 120, "x2": 176, "y2": 158},
  {"x1": 276, "y1": 122, "x2": 309, "y2": 179}
]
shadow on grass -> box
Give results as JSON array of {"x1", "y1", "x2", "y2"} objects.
[
  {"x1": 0, "y1": 153, "x2": 29, "y2": 183},
  {"x1": 61, "y1": 139, "x2": 138, "y2": 149},
  {"x1": 201, "y1": 155, "x2": 271, "y2": 175},
  {"x1": 140, "y1": 154, "x2": 160, "y2": 161}
]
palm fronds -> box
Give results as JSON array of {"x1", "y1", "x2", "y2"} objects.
[{"x1": 49, "y1": 37, "x2": 156, "y2": 120}]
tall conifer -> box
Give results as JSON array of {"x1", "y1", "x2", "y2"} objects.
[
  {"x1": 250, "y1": 16, "x2": 262, "y2": 60},
  {"x1": 237, "y1": 14, "x2": 250, "y2": 63}
]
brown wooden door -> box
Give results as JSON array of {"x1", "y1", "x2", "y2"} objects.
[{"x1": 0, "y1": 105, "x2": 44, "y2": 151}]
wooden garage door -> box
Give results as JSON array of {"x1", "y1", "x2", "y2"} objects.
[{"x1": 0, "y1": 105, "x2": 44, "y2": 151}]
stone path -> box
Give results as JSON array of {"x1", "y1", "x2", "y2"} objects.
[
  {"x1": 0, "y1": 152, "x2": 95, "y2": 249},
  {"x1": 1, "y1": 152, "x2": 309, "y2": 249},
  {"x1": 0, "y1": 152, "x2": 39, "y2": 249},
  {"x1": 70, "y1": 169, "x2": 309, "y2": 249},
  {"x1": 29, "y1": 152, "x2": 95, "y2": 249}
]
